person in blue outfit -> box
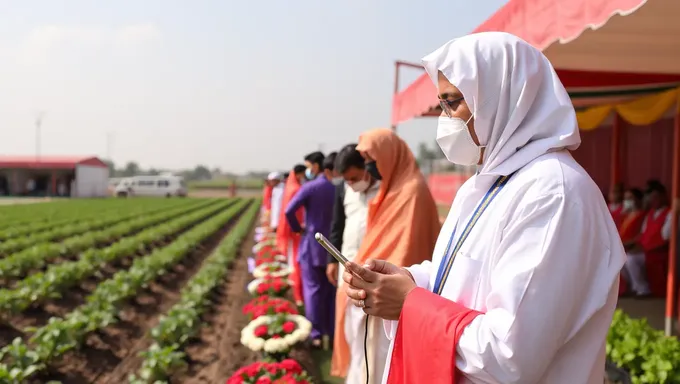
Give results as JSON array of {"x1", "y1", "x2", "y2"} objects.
[{"x1": 285, "y1": 151, "x2": 336, "y2": 349}]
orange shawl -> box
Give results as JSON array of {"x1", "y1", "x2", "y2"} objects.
[
  {"x1": 275, "y1": 171, "x2": 305, "y2": 304},
  {"x1": 331, "y1": 128, "x2": 441, "y2": 377}
]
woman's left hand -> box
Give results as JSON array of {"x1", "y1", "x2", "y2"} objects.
[{"x1": 343, "y1": 261, "x2": 417, "y2": 321}]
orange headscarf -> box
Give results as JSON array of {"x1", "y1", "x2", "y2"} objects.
[
  {"x1": 275, "y1": 171, "x2": 305, "y2": 304},
  {"x1": 331, "y1": 128, "x2": 441, "y2": 377}
]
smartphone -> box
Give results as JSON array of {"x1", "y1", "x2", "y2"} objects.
[{"x1": 315, "y1": 232, "x2": 349, "y2": 266}]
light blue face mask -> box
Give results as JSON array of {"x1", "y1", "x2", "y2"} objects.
[{"x1": 305, "y1": 168, "x2": 315, "y2": 180}]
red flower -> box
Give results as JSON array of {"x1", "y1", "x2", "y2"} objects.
[
  {"x1": 279, "y1": 359, "x2": 302, "y2": 374},
  {"x1": 282, "y1": 321, "x2": 296, "y2": 334},
  {"x1": 228, "y1": 360, "x2": 309, "y2": 383},
  {"x1": 271, "y1": 334, "x2": 281, "y2": 339},
  {"x1": 254, "y1": 325, "x2": 268, "y2": 338},
  {"x1": 257, "y1": 283, "x2": 268, "y2": 295}
]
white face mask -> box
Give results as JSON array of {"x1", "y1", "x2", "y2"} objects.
[
  {"x1": 350, "y1": 179, "x2": 369, "y2": 193},
  {"x1": 436, "y1": 115, "x2": 482, "y2": 166},
  {"x1": 623, "y1": 199, "x2": 635, "y2": 212},
  {"x1": 349, "y1": 171, "x2": 374, "y2": 193}
]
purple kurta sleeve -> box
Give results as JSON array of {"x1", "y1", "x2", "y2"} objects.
[{"x1": 285, "y1": 183, "x2": 310, "y2": 233}]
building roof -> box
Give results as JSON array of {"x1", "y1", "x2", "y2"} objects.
[{"x1": 0, "y1": 155, "x2": 108, "y2": 169}]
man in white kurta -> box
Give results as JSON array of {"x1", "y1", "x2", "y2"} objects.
[
  {"x1": 340, "y1": 178, "x2": 382, "y2": 384},
  {"x1": 328, "y1": 143, "x2": 384, "y2": 383},
  {"x1": 268, "y1": 172, "x2": 285, "y2": 230},
  {"x1": 341, "y1": 32, "x2": 626, "y2": 384}
]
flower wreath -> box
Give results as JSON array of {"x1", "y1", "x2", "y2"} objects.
[
  {"x1": 241, "y1": 314, "x2": 312, "y2": 354},
  {"x1": 227, "y1": 359, "x2": 311, "y2": 384},
  {"x1": 254, "y1": 252, "x2": 288, "y2": 266},
  {"x1": 253, "y1": 238, "x2": 277, "y2": 254},
  {"x1": 247, "y1": 277, "x2": 291, "y2": 297},
  {"x1": 242, "y1": 296, "x2": 299, "y2": 320},
  {"x1": 253, "y1": 262, "x2": 292, "y2": 279}
]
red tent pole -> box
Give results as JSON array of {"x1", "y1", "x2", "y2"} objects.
[
  {"x1": 669, "y1": 104, "x2": 680, "y2": 336},
  {"x1": 391, "y1": 61, "x2": 426, "y2": 133},
  {"x1": 610, "y1": 113, "x2": 622, "y2": 189}
]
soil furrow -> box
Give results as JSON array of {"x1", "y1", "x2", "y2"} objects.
[{"x1": 32, "y1": 203, "x2": 249, "y2": 384}]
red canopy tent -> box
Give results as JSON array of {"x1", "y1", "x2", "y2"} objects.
[{"x1": 391, "y1": 0, "x2": 680, "y2": 334}]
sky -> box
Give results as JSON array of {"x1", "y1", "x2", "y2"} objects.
[{"x1": 0, "y1": 0, "x2": 508, "y2": 173}]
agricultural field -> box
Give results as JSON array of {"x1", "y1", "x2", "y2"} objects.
[
  {"x1": 0, "y1": 197, "x2": 260, "y2": 383},
  {"x1": 189, "y1": 177, "x2": 264, "y2": 191}
]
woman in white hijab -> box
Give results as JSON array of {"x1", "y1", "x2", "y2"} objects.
[{"x1": 342, "y1": 32, "x2": 626, "y2": 384}]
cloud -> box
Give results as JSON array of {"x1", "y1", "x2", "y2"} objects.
[
  {"x1": 15, "y1": 23, "x2": 161, "y2": 64},
  {"x1": 114, "y1": 24, "x2": 161, "y2": 45}
]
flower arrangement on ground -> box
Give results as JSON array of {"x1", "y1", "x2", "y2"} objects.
[
  {"x1": 241, "y1": 314, "x2": 312, "y2": 354},
  {"x1": 243, "y1": 296, "x2": 299, "y2": 320},
  {"x1": 253, "y1": 240, "x2": 278, "y2": 255},
  {"x1": 247, "y1": 277, "x2": 291, "y2": 297},
  {"x1": 253, "y1": 262, "x2": 292, "y2": 279},
  {"x1": 254, "y1": 251, "x2": 287, "y2": 266},
  {"x1": 226, "y1": 359, "x2": 311, "y2": 384}
]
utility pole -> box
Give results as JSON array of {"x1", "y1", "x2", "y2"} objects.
[{"x1": 35, "y1": 112, "x2": 45, "y2": 162}]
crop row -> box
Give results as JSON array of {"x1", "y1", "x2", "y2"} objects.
[
  {"x1": 0, "y1": 199, "x2": 199, "y2": 255},
  {"x1": 131, "y1": 201, "x2": 260, "y2": 383},
  {"x1": 0, "y1": 199, "x2": 251, "y2": 382},
  {"x1": 0, "y1": 199, "x2": 154, "y2": 230},
  {"x1": 0, "y1": 198, "x2": 230, "y2": 279},
  {"x1": 0, "y1": 199, "x2": 242, "y2": 314},
  {"x1": 0, "y1": 199, "x2": 192, "y2": 242}
]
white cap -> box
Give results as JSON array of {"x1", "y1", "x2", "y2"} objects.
[{"x1": 267, "y1": 171, "x2": 283, "y2": 181}]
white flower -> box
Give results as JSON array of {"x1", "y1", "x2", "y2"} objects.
[
  {"x1": 253, "y1": 262, "x2": 292, "y2": 279},
  {"x1": 240, "y1": 314, "x2": 313, "y2": 354},
  {"x1": 247, "y1": 279, "x2": 261, "y2": 295},
  {"x1": 253, "y1": 238, "x2": 277, "y2": 253},
  {"x1": 247, "y1": 278, "x2": 293, "y2": 296}
]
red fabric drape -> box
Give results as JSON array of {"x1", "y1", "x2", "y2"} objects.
[
  {"x1": 640, "y1": 208, "x2": 671, "y2": 297},
  {"x1": 387, "y1": 288, "x2": 482, "y2": 384},
  {"x1": 275, "y1": 172, "x2": 305, "y2": 304},
  {"x1": 263, "y1": 184, "x2": 273, "y2": 211}
]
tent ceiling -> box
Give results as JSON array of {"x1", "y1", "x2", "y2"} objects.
[
  {"x1": 391, "y1": 0, "x2": 680, "y2": 126},
  {"x1": 540, "y1": 0, "x2": 680, "y2": 74}
]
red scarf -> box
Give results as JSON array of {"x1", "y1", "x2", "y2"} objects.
[{"x1": 387, "y1": 288, "x2": 482, "y2": 383}]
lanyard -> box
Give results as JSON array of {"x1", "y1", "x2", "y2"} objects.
[{"x1": 432, "y1": 173, "x2": 515, "y2": 295}]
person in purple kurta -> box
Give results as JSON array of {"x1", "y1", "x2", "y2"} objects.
[{"x1": 285, "y1": 151, "x2": 336, "y2": 348}]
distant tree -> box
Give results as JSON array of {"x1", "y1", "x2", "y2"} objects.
[
  {"x1": 122, "y1": 162, "x2": 140, "y2": 177},
  {"x1": 146, "y1": 168, "x2": 161, "y2": 176},
  {"x1": 192, "y1": 165, "x2": 212, "y2": 181},
  {"x1": 102, "y1": 159, "x2": 116, "y2": 176}
]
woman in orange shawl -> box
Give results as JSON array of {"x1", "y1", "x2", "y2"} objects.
[
  {"x1": 331, "y1": 128, "x2": 441, "y2": 381},
  {"x1": 275, "y1": 165, "x2": 307, "y2": 306}
]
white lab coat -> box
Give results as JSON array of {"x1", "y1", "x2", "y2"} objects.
[{"x1": 382, "y1": 151, "x2": 626, "y2": 384}]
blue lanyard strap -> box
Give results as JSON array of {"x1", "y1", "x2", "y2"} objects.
[{"x1": 432, "y1": 173, "x2": 515, "y2": 295}]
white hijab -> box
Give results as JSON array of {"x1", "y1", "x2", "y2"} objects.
[{"x1": 422, "y1": 32, "x2": 581, "y2": 176}]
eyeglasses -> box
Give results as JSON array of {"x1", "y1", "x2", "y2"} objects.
[{"x1": 438, "y1": 96, "x2": 464, "y2": 118}]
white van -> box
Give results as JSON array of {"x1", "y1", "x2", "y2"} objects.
[{"x1": 115, "y1": 175, "x2": 188, "y2": 198}]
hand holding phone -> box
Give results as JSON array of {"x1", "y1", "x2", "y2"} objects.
[{"x1": 315, "y1": 233, "x2": 349, "y2": 266}]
